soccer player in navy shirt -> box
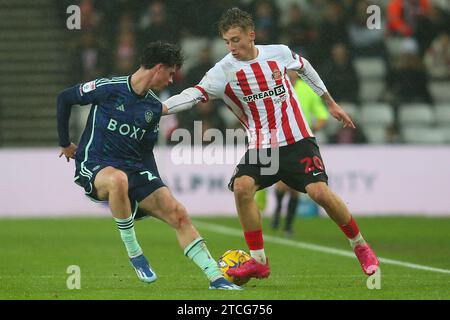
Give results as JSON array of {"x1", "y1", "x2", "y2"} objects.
[{"x1": 56, "y1": 42, "x2": 240, "y2": 290}]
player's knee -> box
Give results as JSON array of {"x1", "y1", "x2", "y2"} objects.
[
  {"x1": 108, "y1": 171, "x2": 128, "y2": 193},
  {"x1": 171, "y1": 203, "x2": 191, "y2": 229},
  {"x1": 233, "y1": 176, "x2": 256, "y2": 203},
  {"x1": 307, "y1": 184, "x2": 330, "y2": 206}
]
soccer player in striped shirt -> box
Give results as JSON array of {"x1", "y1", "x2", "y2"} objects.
[
  {"x1": 57, "y1": 42, "x2": 240, "y2": 290},
  {"x1": 271, "y1": 71, "x2": 330, "y2": 237},
  {"x1": 163, "y1": 8, "x2": 379, "y2": 280}
]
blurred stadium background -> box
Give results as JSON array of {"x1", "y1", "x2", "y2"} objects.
[
  {"x1": 1, "y1": 0, "x2": 449, "y2": 216},
  {"x1": 0, "y1": 0, "x2": 449, "y2": 299},
  {"x1": 1, "y1": 0, "x2": 450, "y2": 146}
]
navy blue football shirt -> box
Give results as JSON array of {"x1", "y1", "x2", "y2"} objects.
[{"x1": 58, "y1": 76, "x2": 162, "y2": 171}]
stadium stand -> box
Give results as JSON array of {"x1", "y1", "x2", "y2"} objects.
[
  {"x1": 441, "y1": 127, "x2": 450, "y2": 143},
  {"x1": 359, "y1": 79, "x2": 386, "y2": 102},
  {"x1": 436, "y1": 103, "x2": 450, "y2": 143},
  {"x1": 402, "y1": 127, "x2": 446, "y2": 144},
  {"x1": 364, "y1": 126, "x2": 388, "y2": 144},
  {"x1": 0, "y1": 0, "x2": 448, "y2": 146},
  {"x1": 313, "y1": 130, "x2": 329, "y2": 144},
  {"x1": 435, "y1": 103, "x2": 450, "y2": 125},
  {"x1": 353, "y1": 57, "x2": 387, "y2": 80},
  {"x1": 398, "y1": 103, "x2": 436, "y2": 127},
  {"x1": 0, "y1": 0, "x2": 71, "y2": 146},
  {"x1": 361, "y1": 103, "x2": 395, "y2": 127},
  {"x1": 360, "y1": 103, "x2": 395, "y2": 144},
  {"x1": 429, "y1": 81, "x2": 450, "y2": 102}
]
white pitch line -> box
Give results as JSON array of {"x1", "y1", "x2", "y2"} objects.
[{"x1": 194, "y1": 221, "x2": 450, "y2": 275}]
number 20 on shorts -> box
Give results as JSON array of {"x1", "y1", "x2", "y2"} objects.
[{"x1": 300, "y1": 156, "x2": 324, "y2": 174}]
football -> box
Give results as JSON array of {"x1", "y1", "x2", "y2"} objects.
[{"x1": 218, "y1": 249, "x2": 251, "y2": 286}]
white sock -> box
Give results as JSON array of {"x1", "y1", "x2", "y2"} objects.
[
  {"x1": 250, "y1": 249, "x2": 267, "y2": 264},
  {"x1": 349, "y1": 232, "x2": 366, "y2": 249},
  {"x1": 115, "y1": 216, "x2": 143, "y2": 258}
]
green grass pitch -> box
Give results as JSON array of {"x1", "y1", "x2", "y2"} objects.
[{"x1": 0, "y1": 216, "x2": 449, "y2": 300}]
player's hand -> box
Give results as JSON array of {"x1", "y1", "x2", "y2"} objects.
[
  {"x1": 59, "y1": 143, "x2": 77, "y2": 162},
  {"x1": 328, "y1": 102, "x2": 356, "y2": 129},
  {"x1": 162, "y1": 103, "x2": 168, "y2": 116}
]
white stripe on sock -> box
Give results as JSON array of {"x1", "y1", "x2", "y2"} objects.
[{"x1": 250, "y1": 249, "x2": 267, "y2": 264}]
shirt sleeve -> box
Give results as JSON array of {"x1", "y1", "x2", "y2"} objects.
[
  {"x1": 297, "y1": 58, "x2": 328, "y2": 97},
  {"x1": 164, "y1": 64, "x2": 226, "y2": 114},
  {"x1": 56, "y1": 78, "x2": 110, "y2": 147},
  {"x1": 282, "y1": 45, "x2": 304, "y2": 71},
  {"x1": 75, "y1": 78, "x2": 112, "y2": 105},
  {"x1": 195, "y1": 64, "x2": 227, "y2": 101}
]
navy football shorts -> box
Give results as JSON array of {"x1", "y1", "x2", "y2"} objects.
[{"x1": 74, "y1": 160, "x2": 165, "y2": 219}]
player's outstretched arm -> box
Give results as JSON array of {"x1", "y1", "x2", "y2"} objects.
[
  {"x1": 56, "y1": 86, "x2": 82, "y2": 162},
  {"x1": 297, "y1": 58, "x2": 355, "y2": 129},
  {"x1": 321, "y1": 93, "x2": 356, "y2": 129},
  {"x1": 162, "y1": 87, "x2": 205, "y2": 116}
]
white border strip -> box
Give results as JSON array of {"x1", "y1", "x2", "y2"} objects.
[{"x1": 194, "y1": 221, "x2": 450, "y2": 275}]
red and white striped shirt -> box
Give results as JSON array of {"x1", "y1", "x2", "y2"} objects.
[{"x1": 195, "y1": 45, "x2": 314, "y2": 149}]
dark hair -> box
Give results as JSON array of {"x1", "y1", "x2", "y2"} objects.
[
  {"x1": 218, "y1": 7, "x2": 254, "y2": 35},
  {"x1": 140, "y1": 41, "x2": 183, "y2": 70}
]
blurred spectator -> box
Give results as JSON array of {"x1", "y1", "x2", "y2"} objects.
[
  {"x1": 385, "y1": 38, "x2": 433, "y2": 104},
  {"x1": 59, "y1": 0, "x2": 447, "y2": 147},
  {"x1": 71, "y1": 32, "x2": 110, "y2": 82},
  {"x1": 424, "y1": 32, "x2": 450, "y2": 79},
  {"x1": 320, "y1": 43, "x2": 360, "y2": 104},
  {"x1": 114, "y1": 31, "x2": 136, "y2": 75},
  {"x1": 181, "y1": 101, "x2": 227, "y2": 145},
  {"x1": 432, "y1": 0, "x2": 450, "y2": 13},
  {"x1": 93, "y1": 0, "x2": 138, "y2": 47},
  {"x1": 315, "y1": 1, "x2": 350, "y2": 64},
  {"x1": 386, "y1": 0, "x2": 440, "y2": 55},
  {"x1": 177, "y1": 47, "x2": 215, "y2": 134},
  {"x1": 172, "y1": 0, "x2": 226, "y2": 38},
  {"x1": 283, "y1": 3, "x2": 317, "y2": 59},
  {"x1": 79, "y1": 0, "x2": 100, "y2": 32},
  {"x1": 329, "y1": 121, "x2": 368, "y2": 144},
  {"x1": 348, "y1": 0, "x2": 387, "y2": 58},
  {"x1": 385, "y1": 124, "x2": 402, "y2": 143},
  {"x1": 137, "y1": 1, "x2": 178, "y2": 53},
  {"x1": 252, "y1": 0, "x2": 280, "y2": 44},
  {"x1": 114, "y1": 13, "x2": 137, "y2": 75},
  {"x1": 415, "y1": 3, "x2": 450, "y2": 56},
  {"x1": 387, "y1": 0, "x2": 431, "y2": 37},
  {"x1": 183, "y1": 47, "x2": 214, "y2": 87}
]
